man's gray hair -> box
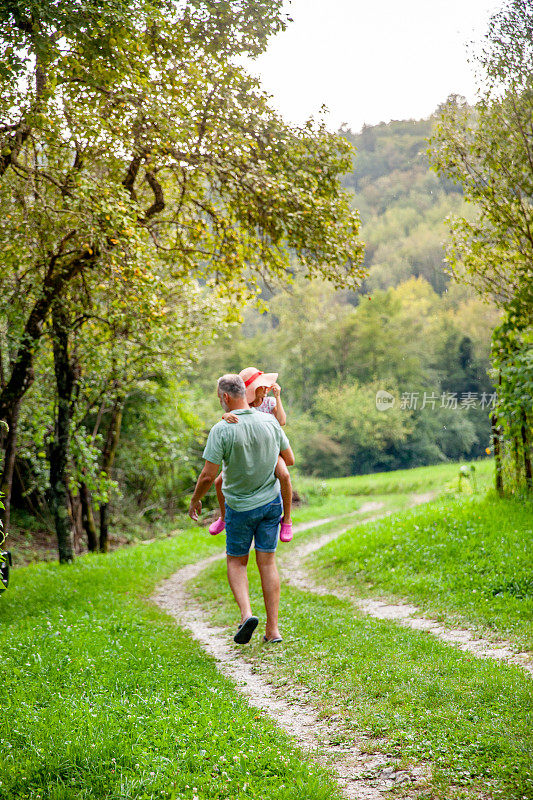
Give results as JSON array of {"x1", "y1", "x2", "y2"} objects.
[{"x1": 217, "y1": 374, "x2": 246, "y2": 398}]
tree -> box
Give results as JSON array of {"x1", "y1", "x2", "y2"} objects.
[
  {"x1": 431, "y1": 0, "x2": 533, "y2": 493},
  {"x1": 0, "y1": 0, "x2": 365, "y2": 541},
  {"x1": 313, "y1": 380, "x2": 412, "y2": 476}
]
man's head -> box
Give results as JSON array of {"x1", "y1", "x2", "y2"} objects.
[{"x1": 217, "y1": 374, "x2": 248, "y2": 412}]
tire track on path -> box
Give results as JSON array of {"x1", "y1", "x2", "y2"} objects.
[
  {"x1": 281, "y1": 496, "x2": 533, "y2": 677},
  {"x1": 152, "y1": 491, "x2": 529, "y2": 800},
  {"x1": 152, "y1": 503, "x2": 428, "y2": 798}
]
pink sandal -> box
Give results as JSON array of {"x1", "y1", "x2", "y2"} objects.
[
  {"x1": 279, "y1": 521, "x2": 293, "y2": 543},
  {"x1": 209, "y1": 517, "x2": 226, "y2": 535}
]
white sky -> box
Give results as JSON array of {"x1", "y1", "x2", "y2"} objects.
[{"x1": 249, "y1": 0, "x2": 503, "y2": 132}]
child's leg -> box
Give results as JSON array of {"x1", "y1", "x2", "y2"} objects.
[
  {"x1": 215, "y1": 473, "x2": 225, "y2": 520},
  {"x1": 209, "y1": 473, "x2": 227, "y2": 535},
  {"x1": 275, "y1": 455, "x2": 292, "y2": 523}
]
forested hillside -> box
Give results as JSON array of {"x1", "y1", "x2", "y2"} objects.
[
  {"x1": 342, "y1": 117, "x2": 466, "y2": 294},
  {"x1": 194, "y1": 114, "x2": 500, "y2": 478}
]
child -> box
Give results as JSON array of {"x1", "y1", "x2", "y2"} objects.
[{"x1": 209, "y1": 366, "x2": 293, "y2": 542}]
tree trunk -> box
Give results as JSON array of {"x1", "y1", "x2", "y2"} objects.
[
  {"x1": 68, "y1": 488, "x2": 83, "y2": 555},
  {"x1": 99, "y1": 502, "x2": 110, "y2": 553},
  {"x1": 0, "y1": 401, "x2": 21, "y2": 536},
  {"x1": 521, "y1": 408, "x2": 532, "y2": 491},
  {"x1": 99, "y1": 398, "x2": 124, "y2": 553},
  {"x1": 0, "y1": 250, "x2": 97, "y2": 539},
  {"x1": 49, "y1": 304, "x2": 75, "y2": 563},
  {"x1": 512, "y1": 434, "x2": 522, "y2": 487},
  {"x1": 491, "y1": 411, "x2": 504, "y2": 496},
  {"x1": 80, "y1": 481, "x2": 98, "y2": 552},
  {"x1": 0, "y1": 252, "x2": 87, "y2": 420}
]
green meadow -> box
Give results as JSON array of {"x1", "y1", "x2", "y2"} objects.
[
  {"x1": 0, "y1": 533, "x2": 341, "y2": 800},
  {"x1": 2, "y1": 460, "x2": 532, "y2": 800}
]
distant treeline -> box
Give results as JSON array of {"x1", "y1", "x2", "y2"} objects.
[{"x1": 196, "y1": 274, "x2": 498, "y2": 477}]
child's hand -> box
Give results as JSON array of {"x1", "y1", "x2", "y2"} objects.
[
  {"x1": 271, "y1": 383, "x2": 281, "y2": 399},
  {"x1": 222, "y1": 412, "x2": 240, "y2": 424}
]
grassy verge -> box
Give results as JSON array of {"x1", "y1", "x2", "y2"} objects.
[
  {"x1": 294, "y1": 458, "x2": 494, "y2": 504},
  {"x1": 7, "y1": 459, "x2": 492, "y2": 566},
  {"x1": 0, "y1": 531, "x2": 344, "y2": 800},
  {"x1": 193, "y1": 558, "x2": 533, "y2": 800},
  {"x1": 311, "y1": 491, "x2": 533, "y2": 649}
]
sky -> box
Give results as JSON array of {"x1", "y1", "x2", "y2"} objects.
[{"x1": 249, "y1": 0, "x2": 503, "y2": 133}]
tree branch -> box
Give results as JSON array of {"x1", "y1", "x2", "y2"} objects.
[{"x1": 142, "y1": 170, "x2": 165, "y2": 220}]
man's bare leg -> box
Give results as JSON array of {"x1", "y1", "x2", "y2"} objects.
[
  {"x1": 227, "y1": 554, "x2": 253, "y2": 623},
  {"x1": 255, "y1": 550, "x2": 281, "y2": 640},
  {"x1": 275, "y1": 455, "x2": 292, "y2": 523}
]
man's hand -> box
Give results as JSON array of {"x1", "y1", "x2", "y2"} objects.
[
  {"x1": 188, "y1": 461, "x2": 219, "y2": 522},
  {"x1": 188, "y1": 499, "x2": 202, "y2": 521},
  {"x1": 271, "y1": 383, "x2": 281, "y2": 399},
  {"x1": 222, "y1": 412, "x2": 240, "y2": 424}
]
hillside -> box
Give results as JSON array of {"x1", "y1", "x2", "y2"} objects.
[
  {"x1": 342, "y1": 116, "x2": 465, "y2": 295},
  {"x1": 194, "y1": 114, "x2": 500, "y2": 478}
]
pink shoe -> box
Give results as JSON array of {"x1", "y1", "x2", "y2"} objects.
[
  {"x1": 279, "y1": 521, "x2": 293, "y2": 543},
  {"x1": 209, "y1": 517, "x2": 226, "y2": 535}
]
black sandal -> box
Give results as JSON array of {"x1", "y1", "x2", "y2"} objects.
[{"x1": 234, "y1": 616, "x2": 259, "y2": 644}]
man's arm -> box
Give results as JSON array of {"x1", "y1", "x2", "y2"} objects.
[
  {"x1": 188, "y1": 460, "x2": 220, "y2": 520},
  {"x1": 280, "y1": 446, "x2": 295, "y2": 467}
]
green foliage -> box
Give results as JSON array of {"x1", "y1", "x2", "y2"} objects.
[
  {"x1": 430, "y1": 1, "x2": 533, "y2": 494},
  {"x1": 431, "y1": 93, "x2": 533, "y2": 319},
  {"x1": 310, "y1": 380, "x2": 411, "y2": 475},
  {"x1": 0, "y1": 492, "x2": 4, "y2": 551},
  {"x1": 341, "y1": 117, "x2": 463, "y2": 294},
  {"x1": 491, "y1": 313, "x2": 533, "y2": 493},
  {"x1": 0, "y1": 0, "x2": 365, "y2": 547},
  {"x1": 115, "y1": 379, "x2": 206, "y2": 515},
  {"x1": 198, "y1": 276, "x2": 498, "y2": 477}
]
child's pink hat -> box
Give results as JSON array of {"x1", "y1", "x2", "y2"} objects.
[{"x1": 239, "y1": 367, "x2": 278, "y2": 404}]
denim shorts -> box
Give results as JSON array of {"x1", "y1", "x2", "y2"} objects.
[{"x1": 225, "y1": 495, "x2": 282, "y2": 557}]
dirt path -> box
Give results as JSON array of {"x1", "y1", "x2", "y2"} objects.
[
  {"x1": 292, "y1": 500, "x2": 387, "y2": 535},
  {"x1": 152, "y1": 547, "x2": 426, "y2": 798},
  {"x1": 281, "y1": 500, "x2": 533, "y2": 677},
  {"x1": 152, "y1": 493, "x2": 530, "y2": 798}
]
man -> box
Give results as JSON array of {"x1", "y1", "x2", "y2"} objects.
[{"x1": 188, "y1": 374, "x2": 295, "y2": 644}]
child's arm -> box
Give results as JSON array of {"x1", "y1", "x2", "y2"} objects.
[
  {"x1": 222, "y1": 412, "x2": 239, "y2": 424},
  {"x1": 270, "y1": 384, "x2": 286, "y2": 426}
]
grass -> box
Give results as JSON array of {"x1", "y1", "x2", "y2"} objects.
[
  {"x1": 0, "y1": 530, "x2": 344, "y2": 800},
  {"x1": 4, "y1": 458, "x2": 529, "y2": 800},
  {"x1": 5, "y1": 505, "x2": 203, "y2": 567},
  {"x1": 294, "y1": 458, "x2": 494, "y2": 504},
  {"x1": 8, "y1": 459, "x2": 492, "y2": 566},
  {"x1": 311, "y1": 490, "x2": 533, "y2": 649},
  {"x1": 193, "y1": 558, "x2": 533, "y2": 800}
]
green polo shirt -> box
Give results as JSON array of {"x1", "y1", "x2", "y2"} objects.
[{"x1": 203, "y1": 408, "x2": 290, "y2": 512}]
